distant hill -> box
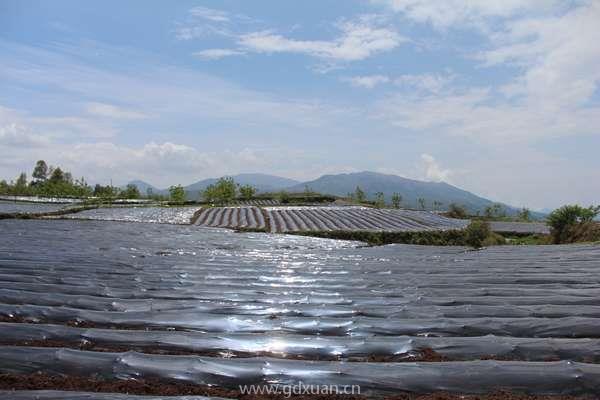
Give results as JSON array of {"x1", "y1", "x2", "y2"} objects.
[
  {"x1": 128, "y1": 171, "x2": 542, "y2": 218},
  {"x1": 185, "y1": 173, "x2": 299, "y2": 195},
  {"x1": 129, "y1": 174, "x2": 299, "y2": 200},
  {"x1": 125, "y1": 180, "x2": 163, "y2": 196},
  {"x1": 287, "y1": 171, "x2": 535, "y2": 216}
]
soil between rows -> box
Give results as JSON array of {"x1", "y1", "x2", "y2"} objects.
[
  {"x1": 0, "y1": 373, "x2": 595, "y2": 400},
  {"x1": 0, "y1": 317, "x2": 588, "y2": 363}
]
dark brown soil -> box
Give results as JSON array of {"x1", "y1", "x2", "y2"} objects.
[{"x1": 0, "y1": 373, "x2": 595, "y2": 400}]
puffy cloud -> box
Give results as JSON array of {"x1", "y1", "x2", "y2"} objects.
[
  {"x1": 0, "y1": 122, "x2": 49, "y2": 147},
  {"x1": 420, "y1": 153, "x2": 452, "y2": 182},
  {"x1": 481, "y1": 1, "x2": 600, "y2": 108},
  {"x1": 373, "y1": 2, "x2": 600, "y2": 144},
  {"x1": 238, "y1": 17, "x2": 406, "y2": 61}
]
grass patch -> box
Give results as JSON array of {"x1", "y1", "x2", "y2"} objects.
[
  {"x1": 290, "y1": 229, "x2": 470, "y2": 246},
  {"x1": 500, "y1": 233, "x2": 552, "y2": 245}
]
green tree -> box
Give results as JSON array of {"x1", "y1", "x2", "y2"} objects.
[
  {"x1": 303, "y1": 185, "x2": 313, "y2": 197},
  {"x1": 14, "y1": 172, "x2": 28, "y2": 194},
  {"x1": 433, "y1": 200, "x2": 443, "y2": 211},
  {"x1": 354, "y1": 186, "x2": 365, "y2": 203},
  {"x1": 169, "y1": 185, "x2": 186, "y2": 204},
  {"x1": 94, "y1": 184, "x2": 114, "y2": 198},
  {"x1": 203, "y1": 177, "x2": 237, "y2": 205},
  {"x1": 122, "y1": 184, "x2": 141, "y2": 199},
  {"x1": 518, "y1": 207, "x2": 531, "y2": 221},
  {"x1": 32, "y1": 160, "x2": 48, "y2": 182},
  {"x1": 73, "y1": 177, "x2": 92, "y2": 197},
  {"x1": 374, "y1": 192, "x2": 385, "y2": 208},
  {"x1": 391, "y1": 193, "x2": 402, "y2": 209},
  {"x1": 485, "y1": 203, "x2": 506, "y2": 219},
  {"x1": 0, "y1": 180, "x2": 8, "y2": 195},
  {"x1": 418, "y1": 197, "x2": 426, "y2": 210},
  {"x1": 547, "y1": 204, "x2": 600, "y2": 243},
  {"x1": 49, "y1": 167, "x2": 65, "y2": 184},
  {"x1": 239, "y1": 184, "x2": 257, "y2": 200}
]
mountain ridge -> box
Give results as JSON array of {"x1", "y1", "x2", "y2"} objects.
[{"x1": 128, "y1": 171, "x2": 536, "y2": 216}]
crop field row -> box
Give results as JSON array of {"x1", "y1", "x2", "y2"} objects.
[
  {"x1": 0, "y1": 200, "x2": 68, "y2": 214},
  {"x1": 0, "y1": 219, "x2": 599, "y2": 398},
  {"x1": 60, "y1": 206, "x2": 200, "y2": 225},
  {"x1": 2, "y1": 201, "x2": 551, "y2": 236},
  {"x1": 193, "y1": 206, "x2": 266, "y2": 229},
  {"x1": 265, "y1": 206, "x2": 469, "y2": 233},
  {"x1": 194, "y1": 206, "x2": 470, "y2": 233},
  {"x1": 231, "y1": 199, "x2": 280, "y2": 206}
]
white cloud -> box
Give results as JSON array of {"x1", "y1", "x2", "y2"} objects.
[
  {"x1": 377, "y1": 87, "x2": 600, "y2": 142},
  {"x1": 373, "y1": 0, "x2": 560, "y2": 29},
  {"x1": 420, "y1": 153, "x2": 452, "y2": 182},
  {"x1": 193, "y1": 48, "x2": 246, "y2": 60},
  {"x1": 0, "y1": 130, "x2": 275, "y2": 187},
  {"x1": 85, "y1": 102, "x2": 147, "y2": 119},
  {"x1": 238, "y1": 17, "x2": 405, "y2": 61},
  {"x1": 342, "y1": 75, "x2": 390, "y2": 88},
  {"x1": 394, "y1": 73, "x2": 454, "y2": 93},
  {"x1": 189, "y1": 6, "x2": 231, "y2": 23},
  {"x1": 375, "y1": 2, "x2": 600, "y2": 144},
  {"x1": 0, "y1": 105, "x2": 115, "y2": 142},
  {"x1": 174, "y1": 6, "x2": 254, "y2": 40},
  {"x1": 481, "y1": 1, "x2": 600, "y2": 108},
  {"x1": 0, "y1": 122, "x2": 49, "y2": 147}
]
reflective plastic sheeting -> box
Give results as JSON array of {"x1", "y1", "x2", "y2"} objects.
[{"x1": 1, "y1": 347, "x2": 600, "y2": 395}]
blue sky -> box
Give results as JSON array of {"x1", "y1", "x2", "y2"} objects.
[{"x1": 1, "y1": 0, "x2": 599, "y2": 209}]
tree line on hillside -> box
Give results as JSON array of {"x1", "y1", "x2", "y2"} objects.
[
  {"x1": 0, "y1": 160, "x2": 145, "y2": 200},
  {"x1": 166, "y1": 177, "x2": 257, "y2": 205},
  {"x1": 345, "y1": 185, "x2": 532, "y2": 221}
]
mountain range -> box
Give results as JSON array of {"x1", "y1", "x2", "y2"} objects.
[{"x1": 128, "y1": 171, "x2": 534, "y2": 216}]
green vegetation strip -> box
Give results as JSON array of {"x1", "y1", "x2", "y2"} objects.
[{"x1": 289, "y1": 229, "x2": 470, "y2": 246}]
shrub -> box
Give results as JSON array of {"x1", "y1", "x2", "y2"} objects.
[
  {"x1": 547, "y1": 205, "x2": 600, "y2": 243},
  {"x1": 482, "y1": 232, "x2": 506, "y2": 247},
  {"x1": 391, "y1": 193, "x2": 402, "y2": 209},
  {"x1": 277, "y1": 190, "x2": 290, "y2": 204},
  {"x1": 122, "y1": 184, "x2": 141, "y2": 199},
  {"x1": 518, "y1": 207, "x2": 531, "y2": 222},
  {"x1": 374, "y1": 192, "x2": 385, "y2": 208},
  {"x1": 447, "y1": 203, "x2": 467, "y2": 219},
  {"x1": 484, "y1": 203, "x2": 506, "y2": 219},
  {"x1": 464, "y1": 220, "x2": 491, "y2": 248},
  {"x1": 239, "y1": 184, "x2": 256, "y2": 200},
  {"x1": 353, "y1": 186, "x2": 365, "y2": 203}
]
